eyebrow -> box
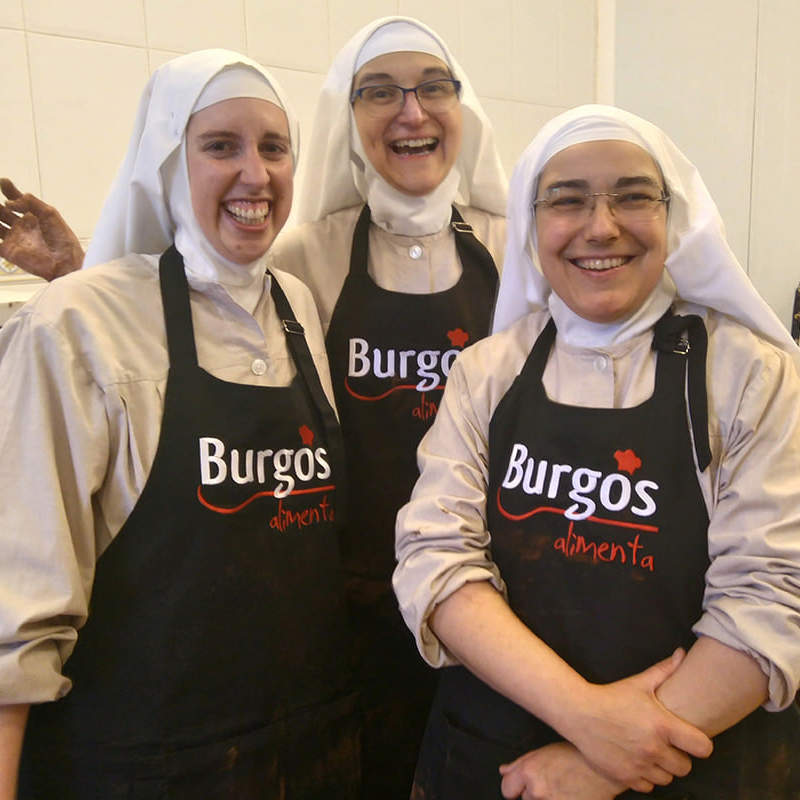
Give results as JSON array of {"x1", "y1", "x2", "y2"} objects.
[
  {"x1": 355, "y1": 65, "x2": 451, "y2": 88},
  {"x1": 542, "y1": 175, "x2": 663, "y2": 193},
  {"x1": 196, "y1": 130, "x2": 290, "y2": 144}
]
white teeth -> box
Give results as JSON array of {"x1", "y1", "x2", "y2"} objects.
[
  {"x1": 225, "y1": 202, "x2": 270, "y2": 224},
  {"x1": 394, "y1": 137, "x2": 437, "y2": 148},
  {"x1": 573, "y1": 257, "x2": 628, "y2": 271}
]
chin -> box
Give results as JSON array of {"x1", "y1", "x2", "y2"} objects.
[{"x1": 391, "y1": 174, "x2": 446, "y2": 197}]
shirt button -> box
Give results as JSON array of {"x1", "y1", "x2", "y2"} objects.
[
  {"x1": 251, "y1": 358, "x2": 267, "y2": 376},
  {"x1": 593, "y1": 355, "x2": 609, "y2": 372},
  {"x1": 408, "y1": 244, "x2": 423, "y2": 260}
]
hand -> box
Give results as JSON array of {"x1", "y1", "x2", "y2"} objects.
[
  {"x1": 499, "y1": 742, "x2": 624, "y2": 800},
  {"x1": 563, "y1": 649, "x2": 713, "y2": 792},
  {"x1": 0, "y1": 179, "x2": 84, "y2": 280}
]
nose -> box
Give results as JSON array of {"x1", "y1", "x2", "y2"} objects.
[
  {"x1": 239, "y1": 144, "x2": 270, "y2": 186},
  {"x1": 583, "y1": 196, "x2": 619, "y2": 240},
  {"x1": 395, "y1": 89, "x2": 427, "y2": 123}
]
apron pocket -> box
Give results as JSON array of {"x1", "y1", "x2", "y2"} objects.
[
  {"x1": 440, "y1": 714, "x2": 523, "y2": 800},
  {"x1": 155, "y1": 692, "x2": 361, "y2": 800}
]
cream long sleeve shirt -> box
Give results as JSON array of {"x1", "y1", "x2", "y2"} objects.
[
  {"x1": 0, "y1": 253, "x2": 334, "y2": 703},
  {"x1": 269, "y1": 204, "x2": 506, "y2": 333},
  {"x1": 394, "y1": 304, "x2": 800, "y2": 712}
]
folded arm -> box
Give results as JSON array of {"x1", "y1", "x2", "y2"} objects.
[
  {"x1": 430, "y1": 581, "x2": 712, "y2": 793},
  {"x1": 496, "y1": 636, "x2": 768, "y2": 799}
]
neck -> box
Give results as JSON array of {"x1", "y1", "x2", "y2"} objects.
[{"x1": 549, "y1": 273, "x2": 676, "y2": 348}]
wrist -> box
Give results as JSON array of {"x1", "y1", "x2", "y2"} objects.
[{"x1": 538, "y1": 674, "x2": 597, "y2": 744}]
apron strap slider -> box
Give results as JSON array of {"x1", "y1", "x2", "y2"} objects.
[
  {"x1": 282, "y1": 319, "x2": 305, "y2": 335},
  {"x1": 451, "y1": 221, "x2": 474, "y2": 234},
  {"x1": 673, "y1": 333, "x2": 690, "y2": 355}
]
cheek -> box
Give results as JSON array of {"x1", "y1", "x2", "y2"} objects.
[
  {"x1": 643, "y1": 227, "x2": 668, "y2": 267},
  {"x1": 187, "y1": 163, "x2": 219, "y2": 225},
  {"x1": 533, "y1": 219, "x2": 564, "y2": 261},
  {"x1": 353, "y1": 110, "x2": 379, "y2": 152},
  {"x1": 446, "y1": 109, "x2": 463, "y2": 152}
]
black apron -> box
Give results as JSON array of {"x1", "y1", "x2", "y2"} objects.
[
  {"x1": 412, "y1": 314, "x2": 800, "y2": 799},
  {"x1": 20, "y1": 247, "x2": 360, "y2": 799},
  {"x1": 325, "y1": 205, "x2": 498, "y2": 798}
]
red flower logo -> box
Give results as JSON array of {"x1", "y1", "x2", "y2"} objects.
[
  {"x1": 614, "y1": 449, "x2": 642, "y2": 475},
  {"x1": 447, "y1": 328, "x2": 470, "y2": 348},
  {"x1": 299, "y1": 425, "x2": 314, "y2": 446}
]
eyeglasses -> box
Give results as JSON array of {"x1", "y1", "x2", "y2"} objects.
[
  {"x1": 532, "y1": 189, "x2": 670, "y2": 223},
  {"x1": 350, "y1": 78, "x2": 462, "y2": 117}
]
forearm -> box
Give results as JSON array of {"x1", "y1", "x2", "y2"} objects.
[
  {"x1": 0, "y1": 704, "x2": 29, "y2": 799},
  {"x1": 431, "y1": 580, "x2": 712, "y2": 791},
  {"x1": 430, "y1": 580, "x2": 589, "y2": 734},
  {"x1": 655, "y1": 635, "x2": 768, "y2": 736}
]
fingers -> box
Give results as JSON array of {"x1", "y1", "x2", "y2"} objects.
[
  {"x1": 0, "y1": 203, "x2": 21, "y2": 233},
  {"x1": 499, "y1": 755, "x2": 524, "y2": 774},
  {"x1": 636, "y1": 648, "x2": 686, "y2": 692},
  {"x1": 668, "y1": 718, "x2": 713, "y2": 760},
  {"x1": 0, "y1": 178, "x2": 22, "y2": 201},
  {"x1": 0, "y1": 180, "x2": 50, "y2": 217},
  {"x1": 656, "y1": 744, "x2": 693, "y2": 778},
  {"x1": 628, "y1": 776, "x2": 656, "y2": 793},
  {"x1": 500, "y1": 769, "x2": 525, "y2": 798}
]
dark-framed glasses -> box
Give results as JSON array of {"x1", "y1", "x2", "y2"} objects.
[
  {"x1": 533, "y1": 188, "x2": 670, "y2": 223},
  {"x1": 350, "y1": 78, "x2": 462, "y2": 117}
]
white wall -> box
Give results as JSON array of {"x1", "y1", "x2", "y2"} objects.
[
  {"x1": 0, "y1": 0, "x2": 596, "y2": 310},
  {"x1": 614, "y1": 0, "x2": 800, "y2": 333},
  {"x1": 8, "y1": 2, "x2": 795, "y2": 333}
]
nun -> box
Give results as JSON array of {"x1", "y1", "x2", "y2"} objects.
[
  {"x1": 268, "y1": 17, "x2": 508, "y2": 796},
  {"x1": 0, "y1": 50, "x2": 358, "y2": 798},
  {"x1": 394, "y1": 105, "x2": 800, "y2": 799}
]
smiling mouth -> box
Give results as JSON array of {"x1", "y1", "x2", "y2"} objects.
[
  {"x1": 571, "y1": 256, "x2": 632, "y2": 272},
  {"x1": 390, "y1": 137, "x2": 438, "y2": 156},
  {"x1": 224, "y1": 200, "x2": 271, "y2": 226}
]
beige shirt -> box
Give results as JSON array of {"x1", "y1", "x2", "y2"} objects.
[
  {"x1": 0, "y1": 253, "x2": 334, "y2": 703},
  {"x1": 394, "y1": 305, "x2": 800, "y2": 711},
  {"x1": 269, "y1": 204, "x2": 506, "y2": 333}
]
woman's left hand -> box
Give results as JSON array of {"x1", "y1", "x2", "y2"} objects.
[{"x1": 499, "y1": 742, "x2": 625, "y2": 800}]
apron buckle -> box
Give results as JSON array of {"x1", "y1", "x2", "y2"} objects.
[
  {"x1": 451, "y1": 221, "x2": 474, "y2": 234},
  {"x1": 673, "y1": 333, "x2": 690, "y2": 355},
  {"x1": 282, "y1": 319, "x2": 305, "y2": 335}
]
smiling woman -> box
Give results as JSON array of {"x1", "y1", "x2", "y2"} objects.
[
  {"x1": 533, "y1": 140, "x2": 668, "y2": 323},
  {"x1": 394, "y1": 104, "x2": 800, "y2": 800},
  {"x1": 0, "y1": 50, "x2": 358, "y2": 799},
  {"x1": 267, "y1": 15, "x2": 508, "y2": 799},
  {"x1": 350, "y1": 51, "x2": 463, "y2": 197},
  {"x1": 186, "y1": 97, "x2": 293, "y2": 264}
]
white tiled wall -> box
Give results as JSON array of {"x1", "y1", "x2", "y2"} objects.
[
  {"x1": 24, "y1": 0, "x2": 147, "y2": 45},
  {"x1": 615, "y1": 0, "x2": 758, "y2": 272},
  {"x1": 0, "y1": 0, "x2": 595, "y2": 262},
  {"x1": 0, "y1": 0, "x2": 24, "y2": 29},
  {"x1": 748, "y1": 0, "x2": 800, "y2": 334},
  {"x1": 614, "y1": 0, "x2": 798, "y2": 330}
]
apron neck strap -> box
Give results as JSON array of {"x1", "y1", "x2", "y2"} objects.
[
  {"x1": 652, "y1": 311, "x2": 711, "y2": 471},
  {"x1": 450, "y1": 206, "x2": 499, "y2": 293},
  {"x1": 159, "y1": 245, "x2": 198, "y2": 369},
  {"x1": 348, "y1": 204, "x2": 372, "y2": 277},
  {"x1": 269, "y1": 274, "x2": 348, "y2": 523}
]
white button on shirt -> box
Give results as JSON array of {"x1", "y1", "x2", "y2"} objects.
[
  {"x1": 593, "y1": 355, "x2": 609, "y2": 372},
  {"x1": 408, "y1": 245, "x2": 423, "y2": 260},
  {"x1": 251, "y1": 358, "x2": 267, "y2": 376}
]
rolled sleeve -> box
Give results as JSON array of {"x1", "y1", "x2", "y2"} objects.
[
  {"x1": 0, "y1": 308, "x2": 108, "y2": 703},
  {"x1": 394, "y1": 346, "x2": 517, "y2": 667},
  {"x1": 696, "y1": 326, "x2": 800, "y2": 710}
]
